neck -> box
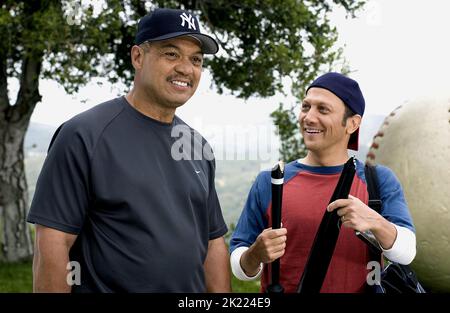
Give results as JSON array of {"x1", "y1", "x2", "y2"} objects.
[
  {"x1": 126, "y1": 88, "x2": 176, "y2": 123},
  {"x1": 300, "y1": 149, "x2": 350, "y2": 167}
]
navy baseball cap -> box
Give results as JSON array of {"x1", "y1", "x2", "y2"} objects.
[
  {"x1": 306, "y1": 72, "x2": 365, "y2": 151},
  {"x1": 135, "y1": 8, "x2": 219, "y2": 54}
]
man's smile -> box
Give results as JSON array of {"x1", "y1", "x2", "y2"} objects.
[
  {"x1": 168, "y1": 77, "x2": 192, "y2": 88},
  {"x1": 304, "y1": 127, "x2": 324, "y2": 134}
]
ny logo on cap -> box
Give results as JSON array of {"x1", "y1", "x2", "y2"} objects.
[{"x1": 180, "y1": 13, "x2": 196, "y2": 30}]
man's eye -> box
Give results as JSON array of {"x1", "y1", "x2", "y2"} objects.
[
  {"x1": 192, "y1": 57, "x2": 203, "y2": 66},
  {"x1": 301, "y1": 104, "x2": 310, "y2": 111},
  {"x1": 319, "y1": 107, "x2": 329, "y2": 113},
  {"x1": 165, "y1": 52, "x2": 179, "y2": 59}
]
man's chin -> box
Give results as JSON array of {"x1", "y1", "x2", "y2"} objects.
[
  {"x1": 169, "y1": 100, "x2": 189, "y2": 109},
  {"x1": 302, "y1": 139, "x2": 314, "y2": 148},
  {"x1": 303, "y1": 141, "x2": 321, "y2": 152},
  {"x1": 163, "y1": 96, "x2": 192, "y2": 109},
  {"x1": 169, "y1": 94, "x2": 195, "y2": 107}
]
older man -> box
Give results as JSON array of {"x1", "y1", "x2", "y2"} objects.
[{"x1": 28, "y1": 8, "x2": 230, "y2": 293}]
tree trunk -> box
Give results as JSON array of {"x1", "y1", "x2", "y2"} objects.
[
  {"x1": 0, "y1": 119, "x2": 33, "y2": 262},
  {"x1": 0, "y1": 39, "x2": 42, "y2": 262}
]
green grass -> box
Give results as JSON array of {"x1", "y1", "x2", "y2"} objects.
[
  {"x1": 232, "y1": 275, "x2": 261, "y2": 292},
  {"x1": 0, "y1": 261, "x2": 33, "y2": 293},
  {"x1": 0, "y1": 260, "x2": 260, "y2": 293}
]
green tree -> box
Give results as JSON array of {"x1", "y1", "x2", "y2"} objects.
[
  {"x1": 0, "y1": 0, "x2": 126, "y2": 262},
  {"x1": 0, "y1": 0, "x2": 364, "y2": 262}
]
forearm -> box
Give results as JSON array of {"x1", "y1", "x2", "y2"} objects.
[
  {"x1": 204, "y1": 237, "x2": 231, "y2": 292},
  {"x1": 370, "y1": 216, "x2": 416, "y2": 264},
  {"x1": 230, "y1": 246, "x2": 263, "y2": 281},
  {"x1": 371, "y1": 216, "x2": 397, "y2": 250},
  {"x1": 231, "y1": 228, "x2": 286, "y2": 281},
  {"x1": 33, "y1": 249, "x2": 71, "y2": 292},
  {"x1": 240, "y1": 246, "x2": 262, "y2": 277},
  {"x1": 33, "y1": 225, "x2": 76, "y2": 293}
]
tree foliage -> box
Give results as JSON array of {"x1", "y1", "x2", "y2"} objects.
[
  {"x1": 2, "y1": 0, "x2": 365, "y2": 115},
  {"x1": 2, "y1": 0, "x2": 365, "y2": 99}
]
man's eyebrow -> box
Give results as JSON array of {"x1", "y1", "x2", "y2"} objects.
[
  {"x1": 159, "y1": 43, "x2": 203, "y2": 55},
  {"x1": 158, "y1": 43, "x2": 179, "y2": 50},
  {"x1": 317, "y1": 101, "x2": 332, "y2": 108},
  {"x1": 301, "y1": 99, "x2": 333, "y2": 109}
]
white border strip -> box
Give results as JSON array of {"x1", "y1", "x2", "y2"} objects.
[{"x1": 271, "y1": 178, "x2": 284, "y2": 185}]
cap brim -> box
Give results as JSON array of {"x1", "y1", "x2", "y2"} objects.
[
  {"x1": 348, "y1": 128, "x2": 359, "y2": 151},
  {"x1": 142, "y1": 32, "x2": 219, "y2": 54}
]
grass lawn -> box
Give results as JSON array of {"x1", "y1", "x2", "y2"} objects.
[
  {"x1": 231, "y1": 275, "x2": 260, "y2": 293},
  {"x1": 0, "y1": 261, "x2": 259, "y2": 293},
  {"x1": 0, "y1": 261, "x2": 33, "y2": 293}
]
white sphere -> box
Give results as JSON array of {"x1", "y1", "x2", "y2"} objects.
[{"x1": 366, "y1": 96, "x2": 450, "y2": 292}]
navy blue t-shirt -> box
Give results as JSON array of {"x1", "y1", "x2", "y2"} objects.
[{"x1": 27, "y1": 96, "x2": 227, "y2": 292}]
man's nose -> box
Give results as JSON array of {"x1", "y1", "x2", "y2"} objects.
[
  {"x1": 174, "y1": 57, "x2": 193, "y2": 76},
  {"x1": 302, "y1": 109, "x2": 318, "y2": 124}
]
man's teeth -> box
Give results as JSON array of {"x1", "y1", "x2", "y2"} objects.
[
  {"x1": 171, "y1": 80, "x2": 189, "y2": 87},
  {"x1": 305, "y1": 128, "x2": 323, "y2": 133}
]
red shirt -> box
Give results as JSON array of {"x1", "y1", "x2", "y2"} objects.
[{"x1": 261, "y1": 164, "x2": 371, "y2": 293}]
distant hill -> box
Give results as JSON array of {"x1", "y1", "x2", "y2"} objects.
[
  {"x1": 24, "y1": 123, "x2": 55, "y2": 206},
  {"x1": 215, "y1": 160, "x2": 264, "y2": 226},
  {"x1": 25, "y1": 122, "x2": 57, "y2": 154}
]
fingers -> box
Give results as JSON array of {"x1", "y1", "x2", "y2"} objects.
[
  {"x1": 264, "y1": 242, "x2": 286, "y2": 263},
  {"x1": 327, "y1": 199, "x2": 350, "y2": 212},
  {"x1": 270, "y1": 248, "x2": 286, "y2": 260},
  {"x1": 264, "y1": 239, "x2": 286, "y2": 254},
  {"x1": 259, "y1": 229, "x2": 287, "y2": 245},
  {"x1": 255, "y1": 228, "x2": 288, "y2": 263},
  {"x1": 327, "y1": 195, "x2": 359, "y2": 212},
  {"x1": 340, "y1": 220, "x2": 353, "y2": 229},
  {"x1": 262, "y1": 227, "x2": 287, "y2": 238},
  {"x1": 270, "y1": 235, "x2": 287, "y2": 247},
  {"x1": 336, "y1": 208, "x2": 348, "y2": 217}
]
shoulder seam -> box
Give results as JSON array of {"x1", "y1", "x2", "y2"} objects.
[
  {"x1": 284, "y1": 162, "x2": 303, "y2": 185},
  {"x1": 89, "y1": 104, "x2": 126, "y2": 163}
]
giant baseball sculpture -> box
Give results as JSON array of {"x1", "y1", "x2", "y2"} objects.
[{"x1": 366, "y1": 96, "x2": 450, "y2": 292}]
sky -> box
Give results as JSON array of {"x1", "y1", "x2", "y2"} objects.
[{"x1": 14, "y1": 0, "x2": 450, "y2": 160}]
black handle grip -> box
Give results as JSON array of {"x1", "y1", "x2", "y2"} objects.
[{"x1": 267, "y1": 161, "x2": 285, "y2": 293}]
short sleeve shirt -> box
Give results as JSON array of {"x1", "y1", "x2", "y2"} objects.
[{"x1": 27, "y1": 96, "x2": 227, "y2": 292}]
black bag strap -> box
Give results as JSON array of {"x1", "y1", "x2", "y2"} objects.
[
  {"x1": 364, "y1": 165, "x2": 425, "y2": 293},
  {"x1": 360, "y1": 165, "x2": 384, "y2": 257},
  {"x1": 297, "y1": 157, "x2": 357, "y2": 293},
  {"x1": 364, "y1": 164, "x2": 382, "y2": 213}
]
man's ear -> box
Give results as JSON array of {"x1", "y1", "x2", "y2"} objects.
[
  {"x1": 347, "y1": 114, "x2": 362, "y2": 135},
  {"x1": 130, "y1": 45, "x2": 145, "y2": 70}
]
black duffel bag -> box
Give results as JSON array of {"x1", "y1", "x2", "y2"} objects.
[{"x1": 380, "y1": 262, "x2": 426, "y2": 293}]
